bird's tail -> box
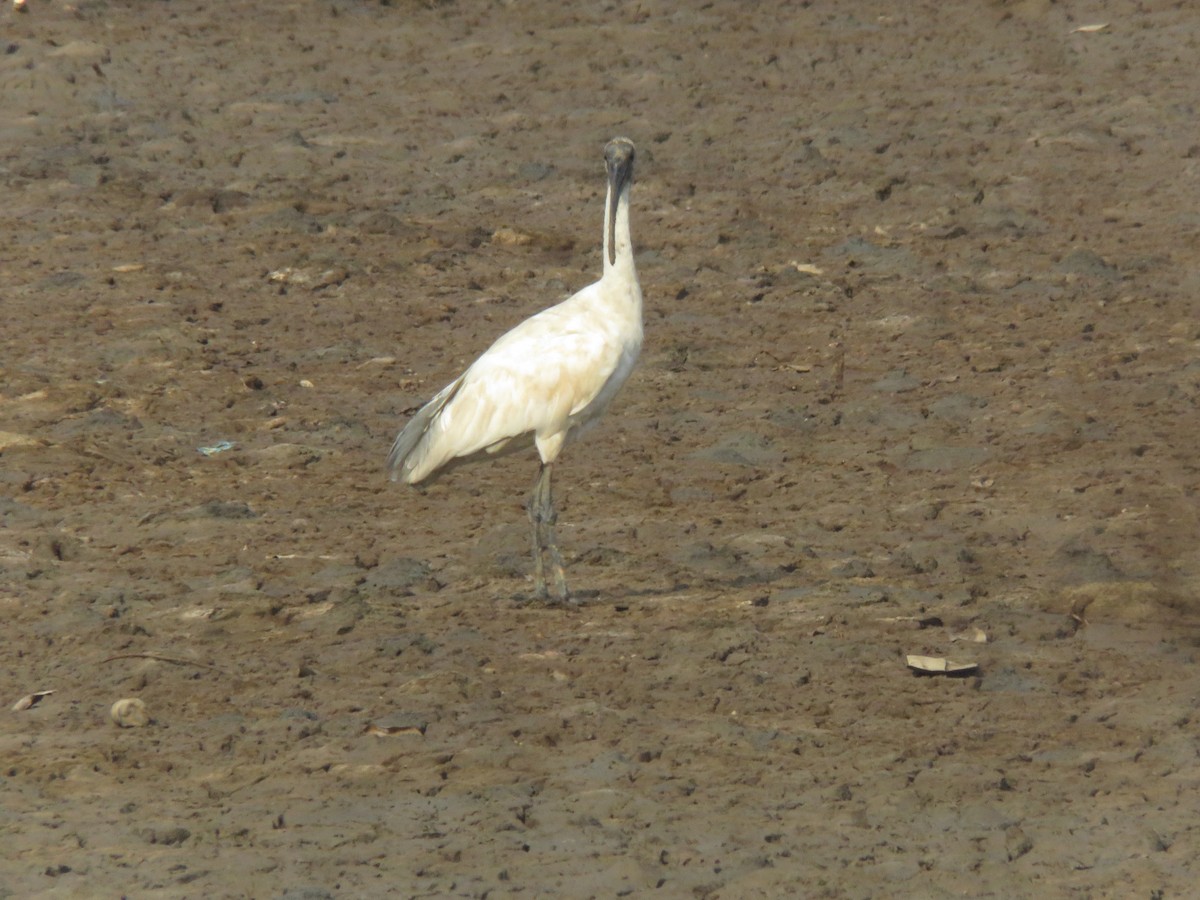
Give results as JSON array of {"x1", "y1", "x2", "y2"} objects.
[{"x1": 386, "y1": 375, "x2": 464, "y2": 483}]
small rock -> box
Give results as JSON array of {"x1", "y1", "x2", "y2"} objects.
[
  {"x1": 143, "y1": 826, "x2": 191, "y2": 846},
  {"x1": 111, "y1": 698, "x2": 151, "y2": 728},
  {"x1": 832, "y1": 558, "x2": 874, "y2": 579}
]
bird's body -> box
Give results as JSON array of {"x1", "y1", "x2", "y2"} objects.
[
  {"x1": 387, "y1": 275, "x2": 641, "y2": 484},
  {"x1": 388, "y1": 137, "x2": 642, "y2": 603}
]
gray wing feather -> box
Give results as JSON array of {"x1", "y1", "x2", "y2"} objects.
[{"x1": 386, "y1": 375, "x2": 464, "y2": 482}]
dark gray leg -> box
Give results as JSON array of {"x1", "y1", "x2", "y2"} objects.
[
  {"x1": 527, "y1": 465, "x2": 549, "y2": 599},
  {"x1": 540, "y1": 466, "x2": 569, "y2": 603},
  {"x1": 527, "y1": 463, "x2": 571, "y2": 604}
]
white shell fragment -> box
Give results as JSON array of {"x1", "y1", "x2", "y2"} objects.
[
  {"x1": 363, "y1": 713, "x2": 428, "y2": 737},
  {"x1": 364, "y1": 722, "x2": 426, "y2": 737},
  {"x1": 786, "y1": 260, "x2": 824, "y2": 276},
  {"x1": 11, "y1": 690, "x2": 54, "y2": 711},
  {"x1": 1071, "y1": 23, "x2": 1110, "y2": 33},
  {"x1": 906, "y1": 655, "x2": 978, "y2": 676},
  {"x1": 111, "y1": 698, "x2": 151, "y2": 728},
  {"x1": 950, "y1": 627, "x2": 990, "y2": 644}
]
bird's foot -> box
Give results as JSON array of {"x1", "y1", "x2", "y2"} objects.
[
  {"x1": 548, "y1": 563, "x2": 570, "y2": 606},
  {"x1": 525, "y1": 579, "x2": 576, "y2": 608}
]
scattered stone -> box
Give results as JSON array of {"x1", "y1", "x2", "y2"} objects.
[
  {"x1": 111, "y1": 698, "x2": 151, "y2": 728},
  {"x1": 142, "y1": 826, "x2": 191, "y2": 846},
  {"x1": 832, "y1": 558, "x2": 874, "y2": 579}
]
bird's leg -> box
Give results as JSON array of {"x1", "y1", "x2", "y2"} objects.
[
  {"x1": 527, "y1": 463, "x2": 571, "y2": 604},
  {"x1": 539, "y1": 465, "x2": 571, "y2": 603},
  {"x1": 527, "y1": 465, "x2": 549, "y2": 599}
]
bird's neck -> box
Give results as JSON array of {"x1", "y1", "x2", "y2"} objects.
[{"x1": 603, "y1": 184, "x2": 636, "y2": 278}]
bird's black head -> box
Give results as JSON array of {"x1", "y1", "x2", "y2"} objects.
[{"x1": 604, "y1": 137, "x2": 636, "y2": 193}]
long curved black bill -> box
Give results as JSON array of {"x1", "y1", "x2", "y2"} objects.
[{"x1": 604, "y1": 139, "x2": 635, "y2": 266}]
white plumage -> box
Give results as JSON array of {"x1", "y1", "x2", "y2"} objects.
[{"x1": 387, "y1": 137, "x2": 642, "y2": 604}]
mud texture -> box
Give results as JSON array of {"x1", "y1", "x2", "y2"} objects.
[{"x1": 2, "y1": 1, "x2": 1199, "y2": 897}]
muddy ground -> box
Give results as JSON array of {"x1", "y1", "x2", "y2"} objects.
[{"x1": 2, "y1": 0, "x2": 1199, "y2": 896}]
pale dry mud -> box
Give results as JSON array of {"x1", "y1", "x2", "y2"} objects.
[{"x1": 1, "y1": 0, "x2": 1199, "y2": 897}]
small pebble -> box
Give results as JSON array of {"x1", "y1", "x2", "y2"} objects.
[{"x1": 111, "y1": 697, "x2": 151, "y2": 728}]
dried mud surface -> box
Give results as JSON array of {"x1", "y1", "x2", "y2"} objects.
[{"x1": 2, "y1": 1, "x2": 1199, "y2": 897}]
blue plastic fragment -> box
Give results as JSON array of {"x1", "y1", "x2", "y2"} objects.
[{"x1": 197, "y1": 440, "x2": 236, "y2": 457}]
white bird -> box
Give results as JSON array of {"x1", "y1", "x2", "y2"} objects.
[{"x1": 387, "y1": 137, "x2": 643, "y2": 604}]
